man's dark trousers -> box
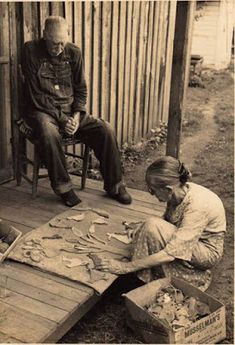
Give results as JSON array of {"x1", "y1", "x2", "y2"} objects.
[{"x1": 26, "y1": 112, "x2": 122, "y2": 195}]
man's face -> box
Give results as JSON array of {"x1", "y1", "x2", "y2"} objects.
[{"x1": 44, "y1": 25, "x2": 68, "y2": 56}]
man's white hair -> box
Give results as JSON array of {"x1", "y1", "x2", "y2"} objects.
[{"x1": 44, "y1": 16, "x2": 68, "y2": 32}]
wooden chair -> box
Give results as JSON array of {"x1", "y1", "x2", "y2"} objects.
[{"x1": 15, "y1": 118, "x2": 91, "y2": 198}]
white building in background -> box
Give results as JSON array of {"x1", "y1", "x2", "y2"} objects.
[{"x1": 191, "y1": 0, "x2": 234, "y2": 69}]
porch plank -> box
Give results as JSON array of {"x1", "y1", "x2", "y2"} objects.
[
  {"x1": 0, "y1": 331, "x2": 21, "y2": 343},
  {"x1": 1, "y1": 262, "x2": 93, "y2": 300},
  {"x1": 1, "y1": 290, "x2": 68, "y2": 323},
  {"x1": 44, "y1": 294, "x2": 100, "y2": 343},
  {"x1": 0, "y1": 204, "x2": 50, "y2": 229},
  {"x1": 0, "y1": 301, "x2": 56, "y2": 343},
  {"x1": 1, "y1": 276, "x2": 78, "y2": 312}
]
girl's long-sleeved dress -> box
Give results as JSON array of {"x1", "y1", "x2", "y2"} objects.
[{"x1": 132, "y1": 182, "x2": 226, "y2": 291}]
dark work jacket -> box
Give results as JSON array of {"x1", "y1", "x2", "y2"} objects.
[{"x1": 21, "y1": 38, "x2": 87, "y2": 126}]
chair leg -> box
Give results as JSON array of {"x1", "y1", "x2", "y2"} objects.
[
  {"x1": 81, "y1": 145, "x2": 90, "y2": 190},
  {"x1": 16, "y1": 135, "x2": 23, "y2": 186},
  {"x1": 32, "y1": 146, "x2": 40, "y2": 198}
]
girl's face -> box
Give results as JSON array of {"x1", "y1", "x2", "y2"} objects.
[
  {"x1": 147, "y1": 185, "x2": 171, "y2": 202},
  {"x1": 146, "y1": 177, "x2": 172, "y2": 202}
]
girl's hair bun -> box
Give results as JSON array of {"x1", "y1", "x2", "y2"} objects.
[{"x1": 178, "y1": 162, "x2": 192, "y2": 183}]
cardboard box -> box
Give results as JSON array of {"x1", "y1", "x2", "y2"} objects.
[
  {"x1": 0, "y1": 221, "x2": 22, "y2": 262},
  {"x1": 124, "y1": 277, "x2": 226, "y2": 344}
]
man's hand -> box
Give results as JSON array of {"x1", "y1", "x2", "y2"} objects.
[{"x1": 64, "y1": 112, "x2": 80, "y2": 135}]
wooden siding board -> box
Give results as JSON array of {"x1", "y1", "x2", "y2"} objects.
[
  {"x1": 84, "y1": 1, "x2": 92, "y2": 114},
  {"x1": 8, "y1": 1, "x2": 20, "y2": 182},
  {"x1": 117, "y1": 1, "x2": 127, "y2": 144},
  {"x1": 155, "y1": 1, "x2": 164, "y2": 126},
  {"x1": 22, "y1": 2, "x2": 40, "y2": 178},
  {"x1": 158, "y1": 1, "x2": 168, "y2": 123},
  {"x1": 139, "y1": 1, "x2": 150, "y2": 140},
  {"x1": 143, "y1": 1, "x2": 154, "y2": 137},
  {"x1": 162, "y1": 1, "x2": 177, "y2": 123},
  {"x1": 109, "y1": 2, "x2": 119, "y2": 129},
  {"x1": 64, "y1": 1, "x2": 74, "y2": 41},
  {"x1": 0, "y1": 2, "x2": 12, "y2": 179},
  {"x1": 39, "y1": 2, "x2": 50, "y2": 36},
  {"x1": 50, "y1": 2, "x2": 64, "y2": 17},
  {"x1": 122, "y1": 2, "x2": 133, "y2": 143},
  {"x1": 128, "y1": 1, "x2": 140, "y2": 142},
  {"x1": 101, "y1": 2, "x2": 112, "y2": 122},
  {"x1": 134, "y1": 1, "x2": 148, "y2": 142},
  {"x1": 23, "y1": 2, "x2": 39, "y2": 41},
  {"x1": 74, "y1": 2, "x2": 83, "y2": 51},
  {"x1": 92, "y1": 1, "x2": 102, "y2": 118},
  {"x1": 148, "y1": 1, "x2": 159, "y2": 132}
]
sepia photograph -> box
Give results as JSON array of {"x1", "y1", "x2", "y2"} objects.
[{"x1": 0, "y1": 0, "x2": 234, "y2": 344}]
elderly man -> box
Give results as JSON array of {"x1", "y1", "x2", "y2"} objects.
[{"x1": 21, "y1": 16, "x2": 132, "y2": 206}]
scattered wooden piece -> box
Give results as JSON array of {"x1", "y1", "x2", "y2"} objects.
[
  {"x1": 66, "y1": 213, "x2": 85, "y2": 222},
  {"x1": 30, "y1": 252, "x2": 43, "y2": 263},
  {"x1": 21, "y1": 245, "x2": 36, "y2": 250},
  {"x1": 88, "y1": 224, "x2": 95, "y2": 234},
  {"x1": 62, "y1": 256, "x2": 89, "y2": 268},
  {"x1": 72, "y1": 207, "x2": 90, "y2": 212},
  {"x1": 72, "y1": 207, "x2": 110, "y2": 218},
  {"x1": 71, "y1": 227, "x2": 83, "y2": 238},
  {"x1": 65, "y1": 238, "x2": 80, "y2": 244},
  {"x1": 42, "y1": 234, "x2": 63, "y2": 240},
  {"x1": 89, "y1": 234, "x2": 106, "y2": 245},
  {"x1": 92, "y1": 218, "x2": 108, "y2": 225},
  {"x1": 49, "y1": 218, "x2": 71, "y2": 229},
  {"x1": 22, "y1": 250, "x2": 31, "y2": 258},
  {"x1": 106, "y1": 232, "x2": 132, "y2": 244},
  {"x1": 42, "y1": 248, "x2": 60, "y2": 258},
  {"x1": 91, "y1": 208, "x2": 110, "y2": 219}
]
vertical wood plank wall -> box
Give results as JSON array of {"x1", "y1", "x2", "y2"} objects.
[
  {"x1": 9, "y1": 1, "x2": 176, "y2": 146},
  {"x1": 0, "y1": 2, "x2": 12, "y2": 181}
]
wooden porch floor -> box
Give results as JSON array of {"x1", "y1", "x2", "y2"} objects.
[{"x1": 0, "y1": 176, "x2": 165, "y2": 343}]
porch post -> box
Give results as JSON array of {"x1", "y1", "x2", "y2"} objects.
[{"x1": 166, "y1": 0, "x2": 196, "y2": 158}]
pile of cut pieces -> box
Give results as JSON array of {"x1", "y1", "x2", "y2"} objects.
[{"x1": 146, "y1": 284, "x2": 211, "y2": 332}]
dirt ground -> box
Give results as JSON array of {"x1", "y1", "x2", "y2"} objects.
[{"x1": 61, "y1": 68, "x2": 234, "y2": 343}]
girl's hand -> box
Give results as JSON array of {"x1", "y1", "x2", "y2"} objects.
[{"x1": 94, "y1": 257, "x2": 128, "y2": 275}]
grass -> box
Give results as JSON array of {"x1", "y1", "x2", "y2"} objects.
[{"x1": 182, "y1": 109, "x2": 204, "y2": 137}]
